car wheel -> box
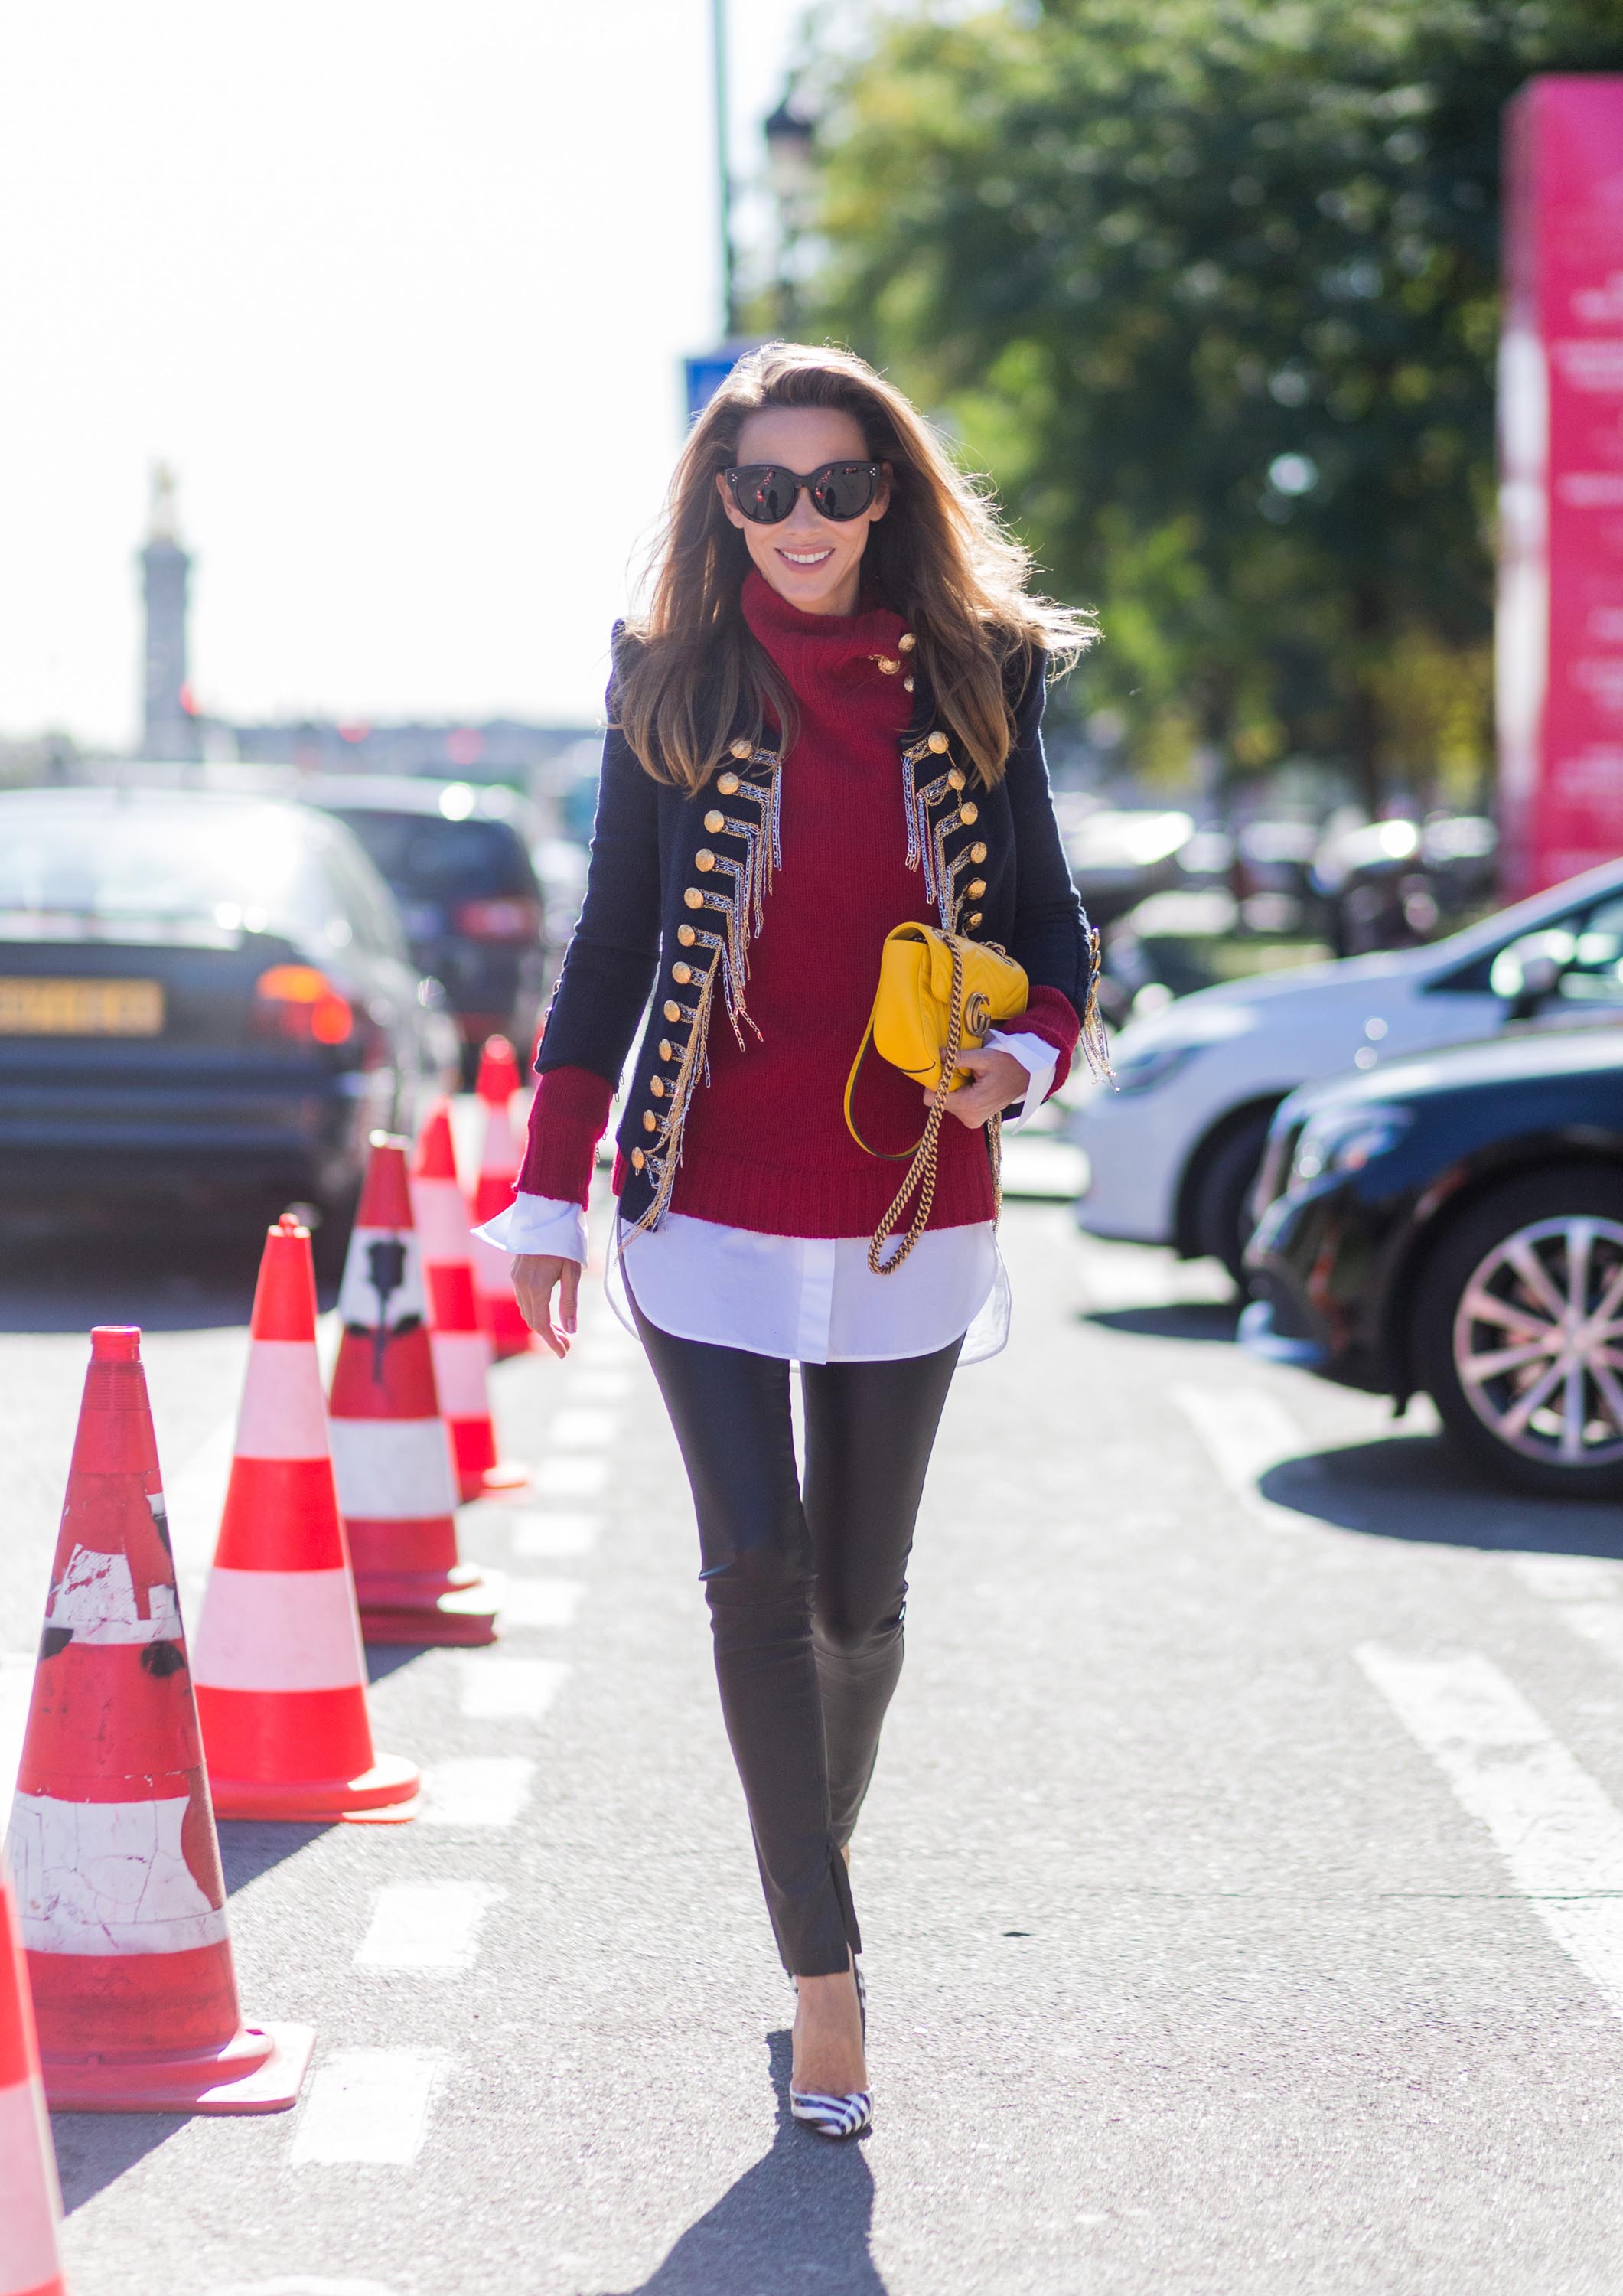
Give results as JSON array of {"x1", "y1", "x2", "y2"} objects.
[
  {"x1": 1191, "y1": 1111, "x2": 1274, "y2": 1288},
  {"x1": 1414, "y1": 1168, "x2": 1623, "y2": 1499}
]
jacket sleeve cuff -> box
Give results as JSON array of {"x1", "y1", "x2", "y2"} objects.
[
  {"x1": 514, "y1": 1064, "x2": 614, "y2": 1207},
  {"x1": 474, "y1": 1192, "x2": 588, "y2": 1263}
]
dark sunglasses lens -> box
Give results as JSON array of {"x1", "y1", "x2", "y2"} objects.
[
  {"x1": 812, "y1": 464, "x2": 876, "y2": 520},
  {"x1": 733, "y1": 466, "x2": 798, "y2": 524}
]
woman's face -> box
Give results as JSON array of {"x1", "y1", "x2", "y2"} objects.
[{"x1": 717, "y1": 406, "x2": 891, "y2": 617}]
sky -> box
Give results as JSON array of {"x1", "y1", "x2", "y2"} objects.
[{"x1": 0, "y1": 2, "x2": 845, "y2": 745}]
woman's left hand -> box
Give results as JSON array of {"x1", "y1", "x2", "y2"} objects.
[{"x1": 931, "y1": 1046, "x2": 1030, "y2": 1129}]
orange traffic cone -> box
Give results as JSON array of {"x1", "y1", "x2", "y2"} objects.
[
  {"x1": 5, "y1": 1328, "x2": 314, "y2": 2112},
  {"x1": 193, "y1": 1215, "x2": 421, "y2": 1822},
  {"x1": 329, "y1": 1134, "x2": 500, "y2": 1645},
  {"x1": 411, "y1": 1102, "x2": 528, "y2": 1503},
  {"x1": 468, "y1": 1036, "x2": 535, "y2": 1360},
  {"x1": 0, "y1": 1844, "x2": 67, "y2": 2296}
]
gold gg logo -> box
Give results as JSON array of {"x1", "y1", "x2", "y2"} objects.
[{"x1": 963, "y1": 990, "x2": 991, "y2": 1038}]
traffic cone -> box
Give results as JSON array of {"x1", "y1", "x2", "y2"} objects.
[
  {"x1": 0, "y1": 1844, "x2": 67, "y2": 2296},
  {"x1": 329, "y1": 1134, "x2": 501, "y2": 1645},
  {"x1": 468, "y1": 1035, "x2": 535, "y2": 1360},
  {"x1": 5, "y1": 1328, "x2": 314, "y2": 2113},
  {"x1": 192, "y1": 1216, "x2": 421, "y2": 1822},
  {"x1": 411, "y1": 1102, "x2": 529, "y2": 1502}
]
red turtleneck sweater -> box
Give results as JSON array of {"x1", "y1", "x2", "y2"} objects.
[{"x1": 517, "y1": 572, "x2": 1080, "y2": 1236}]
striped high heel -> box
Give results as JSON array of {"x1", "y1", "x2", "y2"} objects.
[{"x1": 790, "y1": 1957, "x2": 870, "y2": 2140}]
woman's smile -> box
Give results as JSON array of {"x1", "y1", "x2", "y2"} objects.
[{"x1": 777, "y1": 546, "x2": 834, "y2": 568}]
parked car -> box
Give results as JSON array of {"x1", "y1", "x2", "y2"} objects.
[
  {"x1": 1071, "y1": 856, "x2": 1623, "y2": 1283},
  {"x1": 300, "y1": 776, "x2": 546, "y2": 1084},
  {"x1": 0, "y1": 788, "x2": 458, "y2": 1264},
  {"x1": 1240, "y1": 1027, "x2": 1623, "y2": 1499}
]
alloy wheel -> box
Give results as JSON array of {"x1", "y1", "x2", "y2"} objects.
[{"x1": 1452, "y1": 1215, "x2": 1623, "y2": 1471}]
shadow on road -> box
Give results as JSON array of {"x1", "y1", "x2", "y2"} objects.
[
  {"x1": 1261, "y1": 1431, "x2": 1622, "y2": 1557},
  {"x1": 217, "y1": 1817, "x2": 333, "y2": 1896},
  {"x1": 1083, "y1": 1300, "x2": 1240, "y2": 1344},
  {"x1": 597, "y1": 2030, "x2": 886, "y2": 2295},
  {"x1": 51, "y1": 2111, "x2": 189, "y2": 2212}
]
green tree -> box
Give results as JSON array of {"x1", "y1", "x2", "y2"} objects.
[{"x1": 810, "y1": 0, "x2": 1623, "y2": 805}]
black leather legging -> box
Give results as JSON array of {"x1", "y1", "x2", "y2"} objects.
[{"x1": 632, "y1": 1301, "x2": 962, "y2": 1977}]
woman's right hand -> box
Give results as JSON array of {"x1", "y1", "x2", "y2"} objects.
[{"x1": 510, "y1": 1254, "x2": 582, "y2": 1360}]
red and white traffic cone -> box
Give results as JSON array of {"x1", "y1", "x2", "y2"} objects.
[
  {"x1": 411, "y1": 1102, "x2": 528, "y2": 1503},
  {"x1": 0, "y1": 1843, "x2": 67, "y2": 2296},
  {"x1": 5, "y1": 1327, "x2": 314, "y2": 2112},
  {"x1": 468, "y1": 1036, "x2": 535, "y2": 1360},
  {"x1": 192, "y1": 1215, "x2": 421, "y2": 1821},
  {"x1": 329, "y1": 1133, "x2": 501, "y2": 1645}
]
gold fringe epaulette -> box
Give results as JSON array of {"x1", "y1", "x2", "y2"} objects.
[{"x1": 1079, "y1": 924, "x2": 1116, "y2": 1085}]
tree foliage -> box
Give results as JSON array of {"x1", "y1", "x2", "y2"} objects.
[{"x1": 809, "y1": 0, "x2": 1623, "y2": 801}]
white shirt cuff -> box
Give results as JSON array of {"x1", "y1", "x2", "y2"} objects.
[
  {"x1": 473, "y1": 1191, "x2": 588, "y2": 1262},
  {"x1": 983, "y1": 1028, "x2": 1059, "y2": 1133}
]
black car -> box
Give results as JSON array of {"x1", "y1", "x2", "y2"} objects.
[
  {"x1": 0, "y1": 787, "x2": 458, "y2": 1259},
  {"x1": 1241, "y1": 1027, "x2": 1623, "y2": 1499},
  {"x1": 301, "y1": 776, "x2": 547, "y2": 1082}
]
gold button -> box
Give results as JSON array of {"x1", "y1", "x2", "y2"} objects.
[
  {"x1": 650, "y1": 1077, "x2": 665, "y2": 1099},
  {"x1": 877, "y1": 656, "x2": 900, "y2": 676},
  {"x1": 947, "y1": 767, "x2": 966, "y2": 791},
  {"x1": 683, "y1": 887, "x2": 703, "y2": 909},
  {"x1": 704, "y1": 810, "x2": 725, "y2": 833},
  {"x1": 967, "y1": 879, "x2": 986, "y2": 899},
  {"x1": 730, "y1": 737, "x2": 752, "y2": 759},
  {"x1": 631, "y1": 1147, "x2": 645, "y2": 1170},
  {"x1": 717, "y1": 771, "x2": 740, "y2": 796},
  {"x1": 898, "y1": 631, "x2": 915, "y2": 652},
  {"x1": 672, "y1": 962, "x2": 692, "y2": 985},
  {"x1": 695, "y1": 849, "x2": 715, "y2": 872},
  {"x1": 970, "y1": 841, "x2": 987, "y2": 863},
  {"x1": 659, "y1": 1039, "x2": 673, "y2": 1062},
  {"x1": 927, "y1": 730, "x2": 950, "y2": 754},
  {"x1": 677, "y1": 923, "x2": 696, "y2": 946},
  {"x1": 904, "y1": 676, "x2": 914, "y2": 692},
  {"x1": 642, "y1": 1110, "x2": 657, "y2": 1133},
  {"x1": 663, "y1": 1000, "x2": 682, "y2": 1023},
  {"x1": 967, "y1": 912, "x2": 983, "y2": 929},
  {"x1": 959, "y1": 802, "x2": 979, "y2": 826}
]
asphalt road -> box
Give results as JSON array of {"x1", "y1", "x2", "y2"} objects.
[{"x1": 4, "y1": 1166, "x2": 1623, "y2": 2296}]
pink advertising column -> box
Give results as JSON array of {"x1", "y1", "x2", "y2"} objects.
[{"x1": 1498, "y1": 77, "x2": 1623, "y2": 898}]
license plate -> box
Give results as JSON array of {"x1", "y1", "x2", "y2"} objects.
[{"x1": 0, "y1": 977, "x2": 165, "y2": 1036}]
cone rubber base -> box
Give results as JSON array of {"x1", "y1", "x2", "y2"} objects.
[
  {"x1": 360, "y1": 1589, "x2": 501, "y2": 1646},
  {"x1": 210, "y1": 1751, "x2": 422, "y2": 1825},
  {"x1": 477, "y1": 1459, "x2": 530, "y2": 1496},
  {"x1": 43, "y1": 2018, "x2": 315, "y2": 2114}
]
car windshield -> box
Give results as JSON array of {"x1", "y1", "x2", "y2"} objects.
[
  {"x1": 327, "y1": 810, "x2": 532, "y2": 899},
  {"x1": 0, "y1": 804, "x2": 318, "y2": 942}
]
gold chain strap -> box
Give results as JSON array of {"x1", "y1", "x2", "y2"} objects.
[{"x1": 868, "y1": 943, "x2": 970, "y2": 1277}]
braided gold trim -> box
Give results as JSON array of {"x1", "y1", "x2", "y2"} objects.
[{"x1": 624, "y1": 956, "x2": 720, "y2": 1236}]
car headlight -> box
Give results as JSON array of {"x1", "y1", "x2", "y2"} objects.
[{"x1": 1289, "y1": 1104, "x2": 1413, "y2": 1189}]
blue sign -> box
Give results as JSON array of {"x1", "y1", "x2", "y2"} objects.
[{"x1": 683, "y1": 342, "x2": 760, "y2": 424}]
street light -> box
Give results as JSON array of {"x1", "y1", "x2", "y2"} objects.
[{"x1": 763, "y1": 89, "x2": 816, "y2": 335}]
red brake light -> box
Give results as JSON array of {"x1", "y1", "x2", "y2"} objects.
[
  {"x1": 253, "y1": 964, "x2": 354, "y2": 1045},
  {"x1": 454, "y1": 896, "x2": 542, "y2": 942}
]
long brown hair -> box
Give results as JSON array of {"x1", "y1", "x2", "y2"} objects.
[{"x1": 614, "y1": 342, "x2": 1096, "y2": 792}]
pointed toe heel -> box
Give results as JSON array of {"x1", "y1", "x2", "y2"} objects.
[{"x1": 790, "y1": 1955, "x2": 870, "y2": 2138}]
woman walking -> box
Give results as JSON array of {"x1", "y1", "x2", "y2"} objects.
[{"x1": 481, "y1": 343, "x2": 1101, "y2": 2139}]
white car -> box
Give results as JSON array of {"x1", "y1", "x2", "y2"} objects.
[{"x1": 1071, "y1": 855, "x2": 1623, "y2": 1279}]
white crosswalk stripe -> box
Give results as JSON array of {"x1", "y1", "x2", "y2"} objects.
[
  {"x1": 534, "y1": 1455, "x2": 609, "y2": 1499},
  {"x1": 290, "y1": 2049, "x2": 445, "y2": 2164},
  {"x1": 509, "y1": 1511, "x2": 599, "y2": 1558},
  {"x1": 548, "y1": 1406, "x2": 619, "y2": 1449},
  {"x1": 416, "y1": 1757, "x2": 535, "y2": 1828},
  {"x1": 456, "y1": 1655, "x2": 568, "y2": 1721},
  {"x1": 1357, "y1": 1644, "x2": 1623, "y2": 2022},
  {"x1": 499, "y1": 1576, "x2": 585, "y2": 1629},
  {"x1": 355, "y1": 1882, "x2": 500, "y2": 1971}
]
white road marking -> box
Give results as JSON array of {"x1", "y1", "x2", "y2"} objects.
[
  {"x1": 1512, "y1": 1554, "x2": 1623, "y2": 1602},
  {"x1": 1357, "y1": 1644, "x2": 1623, "y2": 2021},
  {"x1": 566, "y1": 1367, "x2": 634, "y2": 1403},
  {"x1": 534, "y1": 1455, "x2": 609, "y2": 1499},
  {"x1": 355, "y1": 1881, "x2": 500, "y2": 1971},
  {"x1": 456, "y1": 1656, "x2": 568, "y2": 1721},
  {"x1": 1170, "y1": 1382, "x2": 1306, "y2": 1531},
  {"x1": 499, "y1": 1577, "x2": 585, "y2": 1629},
  {"x1": 289, "y1": 2049, "x2": 444, "y2": 2165},
  {"x1": 416, "y1": 1757, "x2": 534, "y2": 1828},
  {"x1": 548, "y1": 1407, "x2": 618, "y2": 1450},
  {"x1": 509, "y1": 1512, "x2": 599, "y2": 1559}
]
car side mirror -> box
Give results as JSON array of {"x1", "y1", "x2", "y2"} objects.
[{"x1": 1489, "y1": 934, "x2": 1571, "y2": 1021}]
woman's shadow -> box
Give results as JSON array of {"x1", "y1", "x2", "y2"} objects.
[{"x1": 598, "y1": 2029, "x2": 887, "y2": 2295}]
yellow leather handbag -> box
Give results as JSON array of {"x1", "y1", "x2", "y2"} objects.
[{"x1": 843, "y1": 923, "x2": 1028, "y2": 1277}]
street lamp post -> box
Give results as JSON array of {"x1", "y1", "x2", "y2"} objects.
[
  {"x1": 763, "y1": 90, "x2": 816, "y2": 337},
  {"x1": 712, "y1": 0, "x2": 738, "y2": 339}
]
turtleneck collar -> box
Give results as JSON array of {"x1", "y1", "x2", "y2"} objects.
[{"x1": 740, "y1": 568, "x2": 912, "y2": 716}]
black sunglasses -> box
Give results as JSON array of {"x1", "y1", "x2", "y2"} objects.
[{"x1": 724, "y1": 460, "x2": 882, "y2": 526}]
